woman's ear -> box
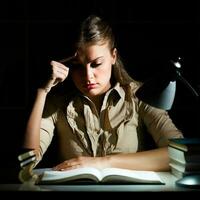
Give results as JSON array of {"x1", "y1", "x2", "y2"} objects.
[{"x1": 111, "y1": 48, "x2": 117, "y2": 65}]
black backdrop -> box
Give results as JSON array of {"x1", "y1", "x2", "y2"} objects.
[{"x1": 0, "y1": 0, "x2": 199, "y2": 181}]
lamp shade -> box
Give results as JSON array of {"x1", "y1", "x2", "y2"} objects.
[
  {"x1": 136, "y1": 78, "x2": 176, "y2": 110},
  {"x1": 135, "y1": 57, "x2": 199, "y2": 111}
]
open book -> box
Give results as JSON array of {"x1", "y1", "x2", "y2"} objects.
[{"x1": 34, "y1": 167, "x2": 165, "y2": 184}]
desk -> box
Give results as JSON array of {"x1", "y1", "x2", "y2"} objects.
[{"x1": 0, "y1": 172, "x2": 199, "y2": 192}]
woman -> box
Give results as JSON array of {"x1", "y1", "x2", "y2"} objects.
[{"x1": 23, "y1": 15, "x2": 183, "y2": 172}]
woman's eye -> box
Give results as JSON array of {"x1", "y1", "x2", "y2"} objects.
[{"x1": 91, "y1": 63, "x2": 101, "y2": 68}]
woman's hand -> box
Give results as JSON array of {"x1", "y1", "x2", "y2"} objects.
[
  {"x1": 53, "y1": 156, "x2": 111, "y2": 171},
  {"x1": 42, "y1": 61, "x2": 69, "y2": 93}
]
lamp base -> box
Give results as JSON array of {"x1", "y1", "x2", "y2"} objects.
[{"x1": 176, "y1": 174, "x2": 200, "y2": 189}]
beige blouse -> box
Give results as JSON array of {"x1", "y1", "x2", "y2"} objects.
[{"x1": 38, "y1": 81, "x2": 183, "y2": 163}]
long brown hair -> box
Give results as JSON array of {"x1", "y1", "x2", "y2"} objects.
[
  {"x1": 59, "y1": 15, "x2": 134, "y2": 87},
  {"x1": 75, "y1": 15, "x2": 134, "y2": 86}
]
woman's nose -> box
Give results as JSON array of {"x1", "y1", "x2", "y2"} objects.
[{"x1": 85, "y1": 65, "x2": 94, "y2": 81}]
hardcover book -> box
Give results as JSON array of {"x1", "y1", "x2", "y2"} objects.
[
  {"x1": 169, "y1": 138, "x2": 200, "y2": 152},
  {"x1": 169, "y1": 161, "x2": 200, "y2": 173},
  {"x1": 170, "y1": 166, "x2": 200, "y2": 179},
  {"x1": 168, "y1": 146, "x2": 200, "y2": 164}
]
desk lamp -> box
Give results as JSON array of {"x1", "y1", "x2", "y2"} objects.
[
  {"x1": 135, "y1": 57, "x2": 200, "y2": 189},
  {"x1": 135, "y1": 57, "x2": 199, "y2": 110}
]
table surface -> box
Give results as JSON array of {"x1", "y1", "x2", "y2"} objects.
[{"x1": 0, "y1": 172, "x2": 199, "y2": 192}]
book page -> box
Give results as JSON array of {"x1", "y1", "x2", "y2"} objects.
[
  {"x1": 101, "y1": 168, "x2": 164, "y2": 184},
  {"x1": 39, "y1": 167, "x2": 103, "y2": 184}
]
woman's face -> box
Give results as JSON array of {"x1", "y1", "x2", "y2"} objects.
[{"x1": 70, "y1": 42, "x2": 116, "y2": 99}]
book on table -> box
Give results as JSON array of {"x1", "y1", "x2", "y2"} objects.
[
  {"x1": 168, "y1": 138, "x2": 200, "y2": 179},
  {"x1": 168, "y1": 144, "x2": 200, "y2": 164},
  {"x1": 169, "y1": 158, "x2": 200, "y2": 178},
  {"x1": 170, "y1": 166, "x2": 200, "y2": 179},
  {"x1": 168, "y1": 138, "x2": 200, "y2": 152},
  {"x1": 18, "y1": 150, "x2": 35, "y2": 161},
  {"x1": 33, "y1": 167, "x2": 165, "y2": 185},
  {"x1": 169, "y1": 159, "x2": 200, "y2": 173}
]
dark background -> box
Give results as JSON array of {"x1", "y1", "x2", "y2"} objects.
[{"x1": 0, "y1": 0, "x2": 199, "y2": 182}]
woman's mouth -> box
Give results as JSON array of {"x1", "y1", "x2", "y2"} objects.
[{"x1": 85, "y1": 83, "x2": 97, "y2": 90}]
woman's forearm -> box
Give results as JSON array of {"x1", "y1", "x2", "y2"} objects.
[
  {"x1": 23, "y1": 61, "x2": 69, "y2": 153},
  {"x1": 23, "y1": 88, "x2": 48, "y2": 150},
  {"x1": 106, "y1": 147, "x2": 170, "y2": 171}
]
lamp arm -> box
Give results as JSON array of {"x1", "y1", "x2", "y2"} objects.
[{"x1": 176, "y1": 72, "x2": 199, "y2": 98}]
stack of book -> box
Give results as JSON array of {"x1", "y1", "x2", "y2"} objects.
[
  {"x1": 168, "y1": 138, "x2": 200, "y2": 178},
  {"x1": 17, "y1": 149, "x2": 38, "y2": 183}
]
